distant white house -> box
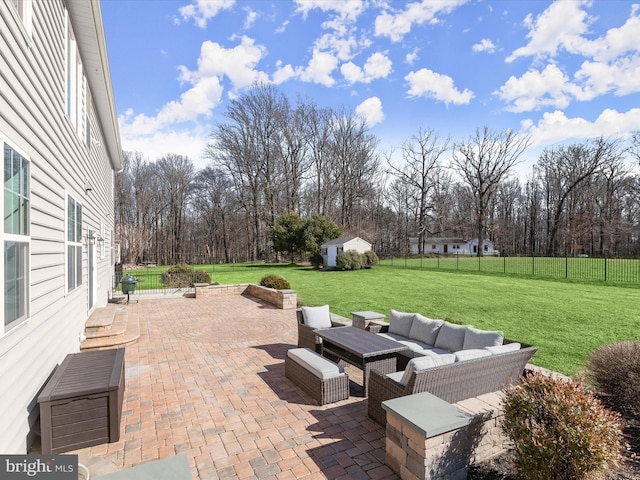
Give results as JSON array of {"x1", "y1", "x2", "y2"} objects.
[
  {"x1": 321, "y1": 237, "x2": 372, "y2": 268},
  {"x1": 1, "y1": 0, "x2": 122, "y2": 453},
  {"x1": 409, "y1": 237, "x2": 496, "y2": 256}
]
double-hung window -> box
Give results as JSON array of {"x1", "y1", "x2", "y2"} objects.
[
  {"x1": 67, "y1": 195, "x2": 82, "y2": 291},
  {"x1": 4, "y1": 142, "x2": 30, "y2": 331},
  {"x1": 8, "y1": 0, "x2": 33, "y2": 38}
]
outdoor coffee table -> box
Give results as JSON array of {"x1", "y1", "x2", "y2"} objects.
[{"x1": 316, "y1": 326, "x2": 408, "y2": 396}]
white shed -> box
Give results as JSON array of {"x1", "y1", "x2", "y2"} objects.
[
  {"x1": 409, "y1": 237, "x2": 496, "y2": 255},
  {"x1": 1, "y1": 0, "x2": 122, "y2": 453},
  {"x1": 321, "y1": 237, "x2": 372, "y2": 268}
]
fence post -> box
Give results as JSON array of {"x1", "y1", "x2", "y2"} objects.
[
  {"x1": 604, "y1": 257, "x2": 607, "y2": 281},
  {"x1": 566, "y1": 256, "x2": 568, "y2": 279},
  {"x1": 532, "y1": 255, "x2": 535, "y2": 276},
  {"x1": 503, "y1": 256, "x2": 506, "y2": 273}
]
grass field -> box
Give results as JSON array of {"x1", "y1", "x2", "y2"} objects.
[{"x1": 124, "y1": 263, "x2": 640, "y2": 377}]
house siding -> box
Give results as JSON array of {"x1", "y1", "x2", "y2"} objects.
[{"x1": 0, "y1": 0, "x2": 119, "y2": 454}]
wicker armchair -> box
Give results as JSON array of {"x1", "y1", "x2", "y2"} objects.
[
  {"x1": 367, "y1": 344, "x2": 537, "y2": 425},
  {"x1": 296, "y1": 309, "x2": 351, "y2": 353}
]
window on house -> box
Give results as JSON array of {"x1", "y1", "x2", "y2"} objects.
[
  {"x1": 67, "y1": 195, "x2": 82, "y2": 291},
  {"x1": 4, "y1": 143, "x2": 30, "y2": 331},
  {"x1": 432, "y1": 245, "x2": 436, "y2": 249},
  {"x1": 65, "y1": 15, "x2": 87, "y2": 138},
  {"x1": 484, "y1": 244, "x2": 489, "y2": 252},
  {"x1": 8, "y1": 0, "x2": 33, "y2": 36},
  {"x1": 321, "y1": 248, "x2": 327, "y2": 256}
]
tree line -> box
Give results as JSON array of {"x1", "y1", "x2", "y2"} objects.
[{"x1": 114, "y1": 84, "x2": 640, "y2": 266}]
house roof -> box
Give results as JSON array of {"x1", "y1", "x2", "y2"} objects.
[
  {"x1": 67, "y1": 0, "x2": 123, "y2": 172},
  {"x1": 322, "y1": 236, "x2": 370, "y2": 247}
]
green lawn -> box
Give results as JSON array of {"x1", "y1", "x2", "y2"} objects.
[{"x1": 125, "y1": 263, "x2": 640, "y2": 377}]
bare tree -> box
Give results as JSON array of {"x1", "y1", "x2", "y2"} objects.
[
  {"x1": 537, "y1": 137, "x2": 619, "y2": 255},
  {"x1": 387, "y1": 129, "x2": 449, "y2": 254},
  {"x1": 156, "y1": 154, "x2": 195, "y2": 263},
  {"x1": 451, "y1": 127, "x2": 531, "y2": 256},
  {"x1": 329, "y1": 107, "x2": 380, "y2": 229}
]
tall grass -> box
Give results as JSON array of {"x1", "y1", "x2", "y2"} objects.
[{"x1": 124, "y1": 263, "x2": 640, "y2": 377}]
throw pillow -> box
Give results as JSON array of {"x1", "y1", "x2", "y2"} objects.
[
  {"x1": 486, "y1": 342, "x2": 521, "y2": 354},
  {"x1": 462, "y1": 326, "x2": 504, "y2": 350},
  {"x1": 301, "y1": 305, "x2": 332, "y2": 329},
  {"x1": 434, "y1": 322, "x2": 468, "y2": 352},
  {"x1": 388, "y1": 309, "x2": 415, "y2": 337},
  {"x1": 400, "y1": 356, "x2": 436, "y2": 386},
  {"x1": 409, "y1": 314, "x2": 444, "y2": 345}
]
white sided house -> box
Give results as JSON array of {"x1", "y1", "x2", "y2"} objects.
[
  {"x1": 1, "y1": 0, "x2": 122, "y2": 453},
  {"x1": 409, "y1": 237, "x2": 496, "y2": 256},
  {"x1": 321, "y1": 236, "x2": 372, "y2": 268}
]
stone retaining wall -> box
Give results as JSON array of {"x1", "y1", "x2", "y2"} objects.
[{"x1": 194, "y1": 283, "x2": 297, "y2": 310}]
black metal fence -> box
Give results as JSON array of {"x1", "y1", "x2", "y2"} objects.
[{"x1": 378, "y1": 254, "x2": 640, "y2": 284}]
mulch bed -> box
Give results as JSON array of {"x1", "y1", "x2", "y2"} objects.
[{"x1": 468, "y1": 416, "x2": 640, "y2": 480}]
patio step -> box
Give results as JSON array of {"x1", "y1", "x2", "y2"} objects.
[{"x1": 81, "y1": 306, "x2": 140, "y2": 350}]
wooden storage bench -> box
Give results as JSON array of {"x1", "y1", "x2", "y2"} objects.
[{"x1": 38, "y1": 348, "x2": 125, "y2": 454}]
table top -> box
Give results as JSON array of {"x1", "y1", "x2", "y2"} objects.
[
  {"x1": 316, "y1": 326, "x2": 408, "y2": 358},
  {"x1": 351, "y1": 311, "x2": 385, "y2": 319}
]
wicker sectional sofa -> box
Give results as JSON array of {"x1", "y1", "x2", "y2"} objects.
[{"x1": 367, "y1": 310, "x2": 537, "y2": 425}]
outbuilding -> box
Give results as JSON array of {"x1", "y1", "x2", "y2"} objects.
[
  {"x1": 321, "y1": 237, "x2": 372, "y2": 268},
  {"x1": 409, "y1": 237, "x2": 496, "y2": 256}
]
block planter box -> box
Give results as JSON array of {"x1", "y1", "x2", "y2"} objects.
[{"x1": 38, "y1": 348, "x2": 125, "y2": 454}]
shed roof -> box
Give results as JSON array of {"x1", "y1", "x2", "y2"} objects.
[{"x1": 322, "y1": 236, "x2": 370, "y2": 247}]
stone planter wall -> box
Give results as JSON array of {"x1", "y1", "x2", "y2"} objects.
[
  {"x1": 384, "y1": 391, "x2": 509, "y2": 480},
  {"x1": 194, "y1": 283, "x2": 297, "y2": 310}
]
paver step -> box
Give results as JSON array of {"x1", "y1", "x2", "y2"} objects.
[
  {"x1": 84, "y1": 307, "x2": 118, "y2": 333},
  {"x1": 84, "y1": 311, "x2": 127, "y2": 339},
  {"x1": 81, "y1": 313, "x2": 140, "y2": 351}
]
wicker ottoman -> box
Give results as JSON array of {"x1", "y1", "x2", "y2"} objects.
[{"x1": 285, "y1": 348, "x2": 349, "y2": 405}]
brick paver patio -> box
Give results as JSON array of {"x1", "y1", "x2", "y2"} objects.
[{"x1": 71, "y1": 294, "x2": 398, "y2": 479}]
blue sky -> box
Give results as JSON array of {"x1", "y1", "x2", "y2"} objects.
[{"x1": 100, "y1": 0, "x2": 640, "y2": 173}]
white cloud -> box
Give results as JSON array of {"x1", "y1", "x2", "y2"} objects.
[
  {"x1": 405, "y1": 49, "x2": 419, "y2": 65},
  {"x1": 275, "y1": 49, "x2": 339, "y2": 86},
  {"x1": 472, "y1": 38, "x2": 496, "y2": 53},
  {"x1": 341, "y1": 52, "x2": 392, "y2": 84},
  {"x1": 521, "y1": 108, "x2": 640, "y2": 146},
  {"x1": 496, "y1": 64, "x2": 582, "y2": 112},
  {"x1": 374, "y1": 0, "x2": 468, "y2": 43},
  {"x1": 294, "y1": 0, "x2": 364, "y2": 22},
  {"x1": 506, "y1": 0, "x2": 592, "y2": 62},
  {"x1": 243, "y1": 7, "x2": 258, "y2": 30},
  {"x1": 119, "y1": 125, "x2": 211, "y2": 169},
  {"x1": 405, "y1": 68, "x2": 474, "y2": 105},
  {"x1": 179, "y1": 0, "x2": 235, "y2": 28},
  {"x1": 179, "y1": 36, "x2": 269, "y2": 92},
  {"x1": 576, "y1": 55, "x2": 640, "y2": 99},
  {"x1": 356, "y1": 96, "x2": 384, "y2": 127}
]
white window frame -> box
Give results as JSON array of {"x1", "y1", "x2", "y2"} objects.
[
  {"x1": 66, "y1": 193, "x2": 83, "y2": 293},
  {"x1": 100, "y1": 221, "x2": 106, "y2": 260},
  {"x1": 65, "y1": 13, "x2": 87, "y2": 138},
  {"x1": 8, "y1": 0, "x2": 33, "y2": 39},
  {"x1": 2, "y1": 137, "x2": 31, "y2": 334}
]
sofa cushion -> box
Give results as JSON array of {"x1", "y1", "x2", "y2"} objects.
[
  {"x1": 400, "y1": 356, "x2": 437, "y2": 385},
  {"x1": 416, "y1": 349, "x2": 456, "y2": 363},
  {"x1": 409, "y1": 314, "x2": 444, "y2": 345},
  {"x1": 388, "y1": 310, "x2": 415, "y2": 337},
  {"x1": 463, "y1": 326, "x2": 504, "y2": 350},
  {"x1": 301, "y1": 305, "x2": 332, "y2": 329},
  {"x1": 287, "y1": 348, "x2": 344, "y2": 379},
  {"x1": 454, "y1": 349, "x2": 492, "y2": 362},
  {"x1": 397, "y1": 339, "x2": 432, "y2": 353},
  {"x1": 486, "y1": 342, "x2": 521, "y2": 354},
  {"x1": 434, "y1": 322, "x2": 468, "y2": 352}
]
